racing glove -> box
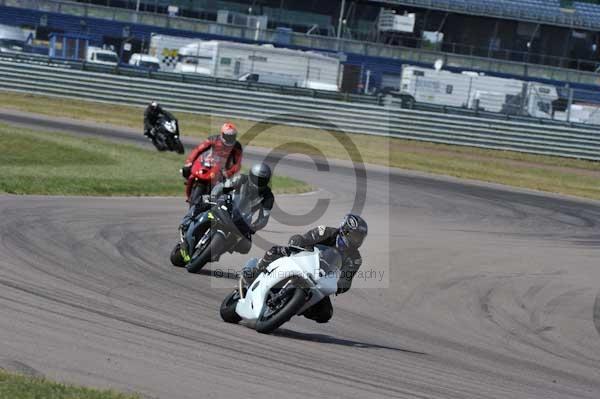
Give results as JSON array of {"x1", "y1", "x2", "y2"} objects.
[
  {"x1": 181, "y1": 165, "x2": 192, "y2": 179},
  {"x1": 201, "y1": 194, "x2": 212, "y2": 203}
]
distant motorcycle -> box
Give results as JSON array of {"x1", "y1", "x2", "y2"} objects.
[
  {"x1": 170, "y1": 194, "x2": 250, "y2": 273},
  {"x1": 151, "y1": 117, "x2": 184, "y2": 154},
  {"x1": 219, "y1": 245, "x2": 341, "y2": 334}
]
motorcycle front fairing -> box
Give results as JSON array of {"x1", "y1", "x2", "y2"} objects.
[
  {"x1": 192, "y1": 151, "x2": 225, "y2": 183},
  {"x1": 185, "y1": 210, "x2": 212, "y2": 250},
  {"x1": 185, "y1": 207, "x2": 222, "y2": 248},
  {"x1": 235, "y1": 247, "x2": 340, "y2": 321},
  {"x1": 164, "y1": 119, "x2": 178, "y2": 136},
  {"x1": 185, "y1": 203, "x2": 239, "y2": 253},
  {"x1": 235, "y1": 250, "x2": 318, "y2": 321}
]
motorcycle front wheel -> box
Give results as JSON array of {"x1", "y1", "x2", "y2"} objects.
[
  {"x1": 173, "y1": 139, "x2": 185, "y2": 154},
  {"x1": 170, "y1": 243, "x2": 186, "y2": 267},
  {"x1": 152, "y1": 136, "x2": 168, "y2": 152},
  {"x1": 255, "y1": 285, "x2": 306, "y2": 334},
  {"x1": 186, "y1": 232, "x2": 226, "y2": 273}
]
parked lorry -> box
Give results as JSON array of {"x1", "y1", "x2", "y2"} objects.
[
  {"x1": 172, "y1": 40, "x2": 341, "y2": 91},
  {"x1": 398, "y1": 65, "x2": 560, "y2": 119}
]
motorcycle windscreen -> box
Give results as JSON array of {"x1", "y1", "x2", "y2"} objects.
[
  {"x1": 314, "y1": 245, "x2": 342, "y2": 296},
  {"x1": 315, "y1": 245, "x2": 342, "y2": 274}
]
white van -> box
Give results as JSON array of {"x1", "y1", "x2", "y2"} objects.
[
  {"x1": 86, "y1": 46, "x2": 119, "y2": 66},
  {"x1": 0, "y1": 24, "x2": 27, "y2": 52},
  {"x1": 128, "y1": 53, "x2": 161, "y2": 71}
]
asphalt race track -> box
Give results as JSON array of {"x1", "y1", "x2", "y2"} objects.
[{"x1": 1, "y1": 110, "x2": 600, "y2": 398}]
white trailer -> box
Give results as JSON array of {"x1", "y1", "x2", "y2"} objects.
[
  {"x1": 400, "y1": 66, "x2": 524, "y2": 111},
  {"x1": 555, "y1": 103, "x2": 600, "y2": 125},
  {"x1": 399, "y1": 65, "x2": 560, "y2": 118},
  {"x1": 149, "y1": 34, "x2": 200, "y2": 71},
  {"x1": 174, "y1": 40, "x2": 341, "y2": 91}
]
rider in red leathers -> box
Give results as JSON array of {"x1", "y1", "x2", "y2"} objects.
[{"x1": 180, "y1": 122, "x2": 243, "y2": 231}]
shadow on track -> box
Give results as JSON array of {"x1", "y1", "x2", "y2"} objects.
[
  {"x1": 273, "y1": 328, "x2": 427, "y2": 355},
  {"x1": 195, "y1": 268, "x2": 239, "y2": 280},
  {"x1": 594, "y1": 292, "x2": 600, "y2": 338}
]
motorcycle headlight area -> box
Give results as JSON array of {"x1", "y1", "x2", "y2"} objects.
[{"x1": 164, "y1": 122, "x2": 176, "y2": 133}]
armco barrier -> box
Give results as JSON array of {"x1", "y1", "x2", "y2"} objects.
[
  {"x1": 0, "y1": 51, "x2": 380, "y2": 106},
  {"x1": 1, "y1": 60, "x2": 599, "y2": 161}
]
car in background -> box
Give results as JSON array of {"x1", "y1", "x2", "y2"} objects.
[
  {"x1": 0, "y1": 24, "x2": 27, "y2": 53},
  {"x1": 86, "y1": 46, "x2": 119, "y2": 66},
  {"x1": 128, "y1": 53, "x2": 161, "y2": 71}
]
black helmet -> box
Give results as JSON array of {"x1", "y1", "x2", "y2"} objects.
[
  {"x1": 249, "y1": 163, "x2": 271, "y2": 189},
  {"x1": 336, "y1": 214, "x2": 368, "y2": 251}
]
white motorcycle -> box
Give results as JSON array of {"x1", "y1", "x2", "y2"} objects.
[{"x1": 220, "y1": 245, "x2": 341, "y2": 334}]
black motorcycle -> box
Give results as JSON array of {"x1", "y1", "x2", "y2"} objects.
[
  {"x1": 170, "y1": 195, "x2": 248, "y2": 273},
  {"x1": 151, "y1": 117, "x2": 184, "y2": 154}
]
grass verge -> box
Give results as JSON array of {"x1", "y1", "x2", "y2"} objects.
[
  {"x1": 0, "y1": 122, "x2": 310, "y2": 196},
  {"x1": 2, "y1": 91, "x2": 600, "y2": 200},
  {"x1": 0, "y1": 369, "x2": 139, "y2": 399}
]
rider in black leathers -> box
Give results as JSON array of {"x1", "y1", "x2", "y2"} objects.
[
  {"x1": 181, "y1": 163, "x2": 274, "y2": 260},
  {"x1": 143, "y1": 101, "x2": 176, "y2": 142},
  {"x1": 249, "y1": 214, "x2": 368, "y2": 324}
]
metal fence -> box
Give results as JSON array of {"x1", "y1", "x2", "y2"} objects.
[
  {"x1": 4, "y1": 0, "x2": 600, "y2": 87},
  {"x1": 1, "y1": 59, "x2": 599, "y2": 161},
  {"x1": 0, "y1": 50, "x2": 379, "y2": 105}
]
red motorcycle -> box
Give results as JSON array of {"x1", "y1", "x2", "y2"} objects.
[{"x1": 185, "y1": 150, "x2": 226, "y2": 204}]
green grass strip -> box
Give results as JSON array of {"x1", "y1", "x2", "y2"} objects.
[
  {"x1": 0, "y1": 122, "x2": 310, "y2": 196},
  {"x1": 0, "y1": 369, "x2": 140, "y2": 399}
]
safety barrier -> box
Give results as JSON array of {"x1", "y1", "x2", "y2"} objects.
[{"x1": 1, "y1": 60, "x2": 599, "y2": 161}]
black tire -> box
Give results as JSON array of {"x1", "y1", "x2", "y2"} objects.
[
  {"x1": 152, "y1": 137, "x2": 167, "y2": 152},
  {"x1": 174, "y1": 139, "x2": 185, "y2": 154},
  {"x1": 220, "y1": 290, "x2": 242, "y2": 324},
  {"x1": 186, "y1": 232, "x2": 226, "y2": 273},
  {"x1": 255, "y1": 286, "x2": 306, "y2": 334},
  {"x1": 189, "y1": 184, "x2": 209, "y2": 208},
  {"x1": 170, "y1": 243, "x2": 186, "y2": 267}
]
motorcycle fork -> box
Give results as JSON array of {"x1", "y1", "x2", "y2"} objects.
[{"x1": 266, "y1": 280, "x2": 295, "y2": 308}]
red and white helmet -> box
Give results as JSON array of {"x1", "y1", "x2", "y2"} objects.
[{"x1": 220, "y1": 122, "x2": 238, "y2": 146}]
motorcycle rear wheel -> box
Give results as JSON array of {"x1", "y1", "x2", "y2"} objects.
[{"x1": 220, "y1": 290, "x2": 242, "y2": 324}]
